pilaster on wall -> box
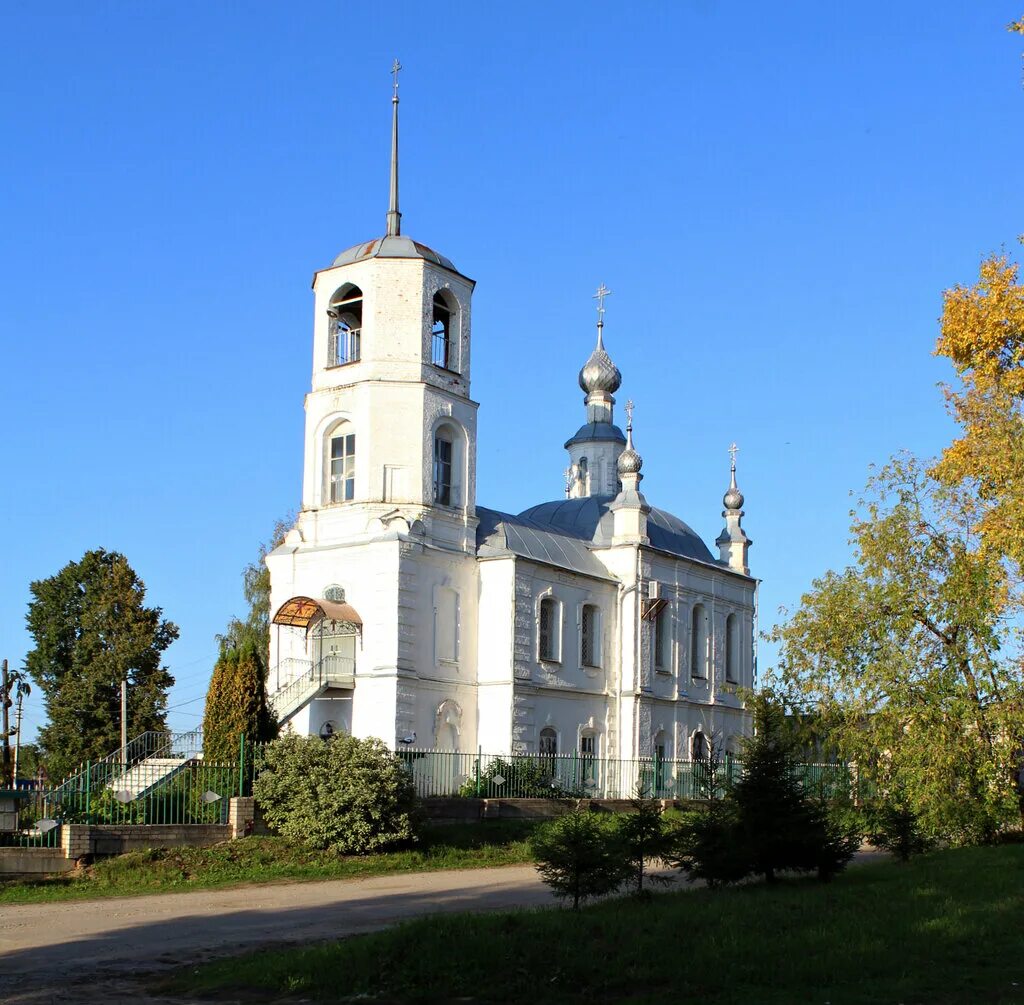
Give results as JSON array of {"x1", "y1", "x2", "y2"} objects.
[
  {"x1": 228, "y1": 797, "x2": 256, "y2": 839},
  {"x1": 61, "y1": 824, "x2": 90, "y2": 861}
]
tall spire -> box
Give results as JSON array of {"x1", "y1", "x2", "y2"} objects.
[{"x1": 386, "y1": 59, "x2": 402, "y2": 237}]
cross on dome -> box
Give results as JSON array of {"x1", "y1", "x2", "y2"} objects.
[
  {"x1": 391, "y1": 59, "x2": 402, "y2": 99},
  {"x1": 593, "y1": 283, "x2": 612, "y2": 323}
]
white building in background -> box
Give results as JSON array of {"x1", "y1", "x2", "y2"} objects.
[{"x1": 266, "y1": 71, "x2": 756, "y2": 763}]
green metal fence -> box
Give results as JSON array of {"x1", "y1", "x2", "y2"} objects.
[
  {"x1": 396, "y1": 748, "x2": 856, "y2": 802},
  {"x1": 0, "y1": 728, "x2": 245, "y2": 848}
]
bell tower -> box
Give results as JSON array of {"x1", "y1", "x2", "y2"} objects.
[{"x1": 296, "y1": 63, "x2": 478, "y2": 552}]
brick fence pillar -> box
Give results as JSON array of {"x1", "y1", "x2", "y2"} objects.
[
  {"x1": 61, "y1": 824, "x2": 91, "y2": 861},
  {"x1": 228, "y1": 796, "x2": 256, "y2": 839}
]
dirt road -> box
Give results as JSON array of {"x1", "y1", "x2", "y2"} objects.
[{"x1": 0, "y1": 864, "x2": 559, "y2": 1003}]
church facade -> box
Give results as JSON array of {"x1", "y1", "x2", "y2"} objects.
[{"x1": 266, "y1": 76, "x2": 756, "y2": 764}]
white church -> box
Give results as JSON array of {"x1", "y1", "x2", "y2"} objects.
[{"x1": 266, "y1": 71, "x2": 756, "y2": 767}]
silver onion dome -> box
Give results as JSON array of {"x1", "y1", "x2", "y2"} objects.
[
  {"x1": 724, "y1": 484, "x2": 744, "y2": 510},
  {"x1": 578, "y1": 330, "x2": 622, "y2": 395},
  {"x1": 618, "y1": 445, "x2": 643, "y2": 476},
  {"x1": 723, "y1": 452, "x2": 744, "y2": 509}
]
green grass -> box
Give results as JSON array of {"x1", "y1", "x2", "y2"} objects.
[
  {"x1": 0, "y1": 821, "x2": 538, "y2": 904},
  {"x1": 166, "y1": 845, "x2": 1024, "y2": 1005}
]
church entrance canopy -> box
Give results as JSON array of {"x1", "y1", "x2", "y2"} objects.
[{"x1": 272, "y1": 596, "x2": 363, "y2": 631}]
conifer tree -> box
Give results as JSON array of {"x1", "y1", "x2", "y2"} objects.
[
  {"x1": 25, "y1": 549, "x2": 178, "y2": 779},
  {"x1": 202, "y1": 641, "x2": 275, "y2": 765}
]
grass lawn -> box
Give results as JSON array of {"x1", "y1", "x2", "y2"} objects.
[
  {"x1": 166, "y1": 844, "x2": 1024, "y2": 1005},
  {"x1": 0, "y1": 821, "x2": 538, "y2": 905}
]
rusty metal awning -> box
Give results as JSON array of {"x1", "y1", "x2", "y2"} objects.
[{"x1": 272, "y1": 596, "x2": 363, "y2": 629}]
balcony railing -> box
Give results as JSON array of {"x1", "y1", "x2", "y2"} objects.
[{"x1": 268, "y1": 655, "x2": 356, "y2": 721}]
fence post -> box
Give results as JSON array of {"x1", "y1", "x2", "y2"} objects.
[
  {"x1": 84, "y1": 759, "x2": 91, "y2": 823},
  {"x1": 238, "y1": 733, "x2": 246, "y2": 797},
  {"x1": 475, "y1": 746, "x2": 481, "y2": 797}
]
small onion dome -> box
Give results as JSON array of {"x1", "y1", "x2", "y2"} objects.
[
  {"x1": 724, "y1": 484, "x2": 744, "y2": 510},
  {"x1": 618, "y1": 444, "x2": 643, "y2": 476},
  {"x1": 578, "y1": 334, "x2": 622, "y2": 395}
]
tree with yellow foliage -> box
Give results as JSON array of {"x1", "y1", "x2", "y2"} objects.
[{"x1": 932, "y1": 254, "x2": 1024, "y2": 569}]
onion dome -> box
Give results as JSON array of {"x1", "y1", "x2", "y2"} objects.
[
  {"x1": 618, "y1": 444, "x2": 643, "y2": 476},
  {"x1": 578, "y1": 328, "x2": 622, "y2": 395},
  {"x1": 617, "y1": 404, "x2": 643, "y2": 476}
]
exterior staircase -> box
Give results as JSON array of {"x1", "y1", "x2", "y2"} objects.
[{"x1": 268, "y1": 655, "x2": 356, "y2": 723}]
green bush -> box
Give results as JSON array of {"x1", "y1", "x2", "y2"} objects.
[
  {"x1": 669, "y1": 803, "x2": 750, "y2": 888},
  {"x1": 616, "y1": 789, "x2": 674, "y2": 895},
  {"x1": 530, "y1": 809, "x2": 629, "y2": 909},
  {"x1": 253, "y1": 734, "x2": 421, "y2": 854},
  {"x1": 867, "y1": 798, "x2": 935, "y2": 861},
  {"x1": 458, "y1": 756, "x2": 579, "y2": 798},
  {"x1": 670, "y1": 697, "x2": 859, "y2": 886}
]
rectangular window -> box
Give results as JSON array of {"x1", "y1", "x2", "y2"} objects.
[
  {"x1": 539, "y1": 597, "x2": 560, "y2": 662},
  {"x1": 581, "y1": 605, "x2": 599, "y2": 667},
  {"x1": 654, "y1": 607, "x2": 670, "y2": 671},
  {"x1": 330, "y1": 433, "x2": 356, "y2": 502},
  {"x1": 433, "y1": 437, "x2": 453, "y2": 506}
]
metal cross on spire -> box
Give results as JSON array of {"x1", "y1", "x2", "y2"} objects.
[
  {"x1": 625, "y1": 398, "x2": 635, "y2": 429},
  {"x1": 593, "y1": 283, "x2": 612, "y2": 323},
  {"x1": 728, "y1": 442, "x2": 739, "y2": 472},
  {"x1": 386, "y1": 59, "x2": 402, "y2": 237}
]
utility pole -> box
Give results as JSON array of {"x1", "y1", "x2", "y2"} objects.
[
  {"x1": 1, "y1": 659, "x2": 10, "y2": 786},
  {"x1": 12, "y1": 681, "x2": 29, "y2": 786}
]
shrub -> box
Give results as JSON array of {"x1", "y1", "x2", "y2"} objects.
[
  {"x1": 867, "y1": 798, "x2": 935, "y2": 862},
  {"x1": 459, "y1": 756, "x2": 578, "y2": 798},
  {"x1": 669, "y1": 803, "x2": 749, "y2": 888},
  {"x1": 253, "y1": 734, "x2": 421, "y2": 854},
  {"x1": 670, "y1": 697, "x2": 859, "y2": 886},
  {"x1": 531, "y1": 809, "x2": 629, "y2": 909},
  {"x1": 616, "y1": 788, "x2": 674, "y2": 895}
]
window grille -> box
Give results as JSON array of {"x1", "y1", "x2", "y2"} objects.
[
  {"x1": 581, "y1": 605, "x2": 599, "y2": 667},
  {"x1": 539, "y1": 727, "x2": 557, "y2": 758},
  {"x1": 539, "y1": 597, "x2": 557, "y2": 661}
]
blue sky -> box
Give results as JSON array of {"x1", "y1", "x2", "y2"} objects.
[{"x1": 2, "y1": 2, "x2": 1022, "y2": 743}]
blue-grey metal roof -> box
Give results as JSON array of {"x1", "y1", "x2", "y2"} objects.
[
  {"x1": 563, "y1": 422, "x2": 627, "y2": 449},
  {"x1": 331, "y1": 235, "x2": 462, "y2": 275},
  {"x1": 517, "y1": 496, "x2": 716, "y2": 564},
  {"x1": 476, "y1": 507, "x2": 613, "y2": 580}
]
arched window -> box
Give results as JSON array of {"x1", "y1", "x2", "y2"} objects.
[
  {"x1": 691, "y1": 730, "x2": 708, "y2": 762},
  {"x1": 539, "y1": 726, "x2": 558, "y2": 759},
  {"x1": 433, "y1": 429, "x2": 453, "y2": 506},
  {"x1": 539, "y1": 596, "x2": 561, "y2": 662},
  {"x1": 690, "y1": 603, "x2": 708, "y2": 679},
  {"x1": 654, "y1": 604, "x2": 671, "y2": 671},
  {"x1": 725, "y1": 613, "x2": 740, "y2": 683},
  {"x1": 328, "y1": 423, "x2": 356, "y2": 503},
  {"x1": 431, "y1": 290, "x2": 457, "y2": 370},
  {"x1": 327, "y1": 285, "x2": 362, "y2": 366},
  {"x1": 577, "y1": 457, "x2": 589, "y2": 495}
]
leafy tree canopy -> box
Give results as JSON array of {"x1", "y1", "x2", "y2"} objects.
[
  {"x1": 772, "y1": 457, "x2": 1024, "y2": 844},
  {"x1": 25, "y1": 549, "x2": 178, "y2": 779},
  {"x1": 933, "y1": 254, "x2": 1024, "y2": 568}
]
